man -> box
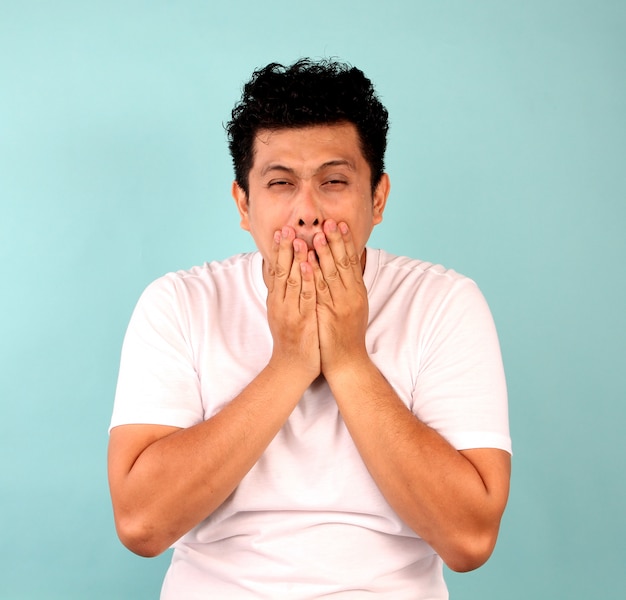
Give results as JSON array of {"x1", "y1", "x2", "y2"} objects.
[{"x1": 108, "y1": 59, "x2": 511, "y2": 599}]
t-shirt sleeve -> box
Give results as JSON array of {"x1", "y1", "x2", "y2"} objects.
[
  {"x1": 413, "y1": 278, "x2": 511, "y2": 454},
  {"x1": 109, "y1": 276, "x2": 204, "y2": 432}
]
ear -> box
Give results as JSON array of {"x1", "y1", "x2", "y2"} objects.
[
  {"x1": 232, "y1": 181, "x2": 250, "y2": 232},
  {"x1": 372, "y1": 173, "x2": 390, "y2": 226}
]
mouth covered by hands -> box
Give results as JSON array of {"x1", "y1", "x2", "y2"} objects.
[{"x1": 265, "y1": 219, "x2": 369, "y2": 383}]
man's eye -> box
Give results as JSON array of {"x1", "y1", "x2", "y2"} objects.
[
  {"x1": 324, "y1": 179, "x2": 348, "y2": 186},
  {"x1": 268, "y1": 180, "x2": 291, "y2": 187}
]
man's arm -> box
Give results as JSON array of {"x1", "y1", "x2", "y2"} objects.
[
  {"x1": 325, "y1": 363, "x2": 510, "y2": 572},
  {"x1": 108, "y1": 230, "x2": 318, "y2": 557},
  {"x1": 311, "y1": 220, "x2": 511, "y2": 572}
]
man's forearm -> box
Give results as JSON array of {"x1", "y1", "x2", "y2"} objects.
[
  {"x1": 325, "y1": 358, "x2": 511, "y2": 572},
  {"x1": 108, "y1": 360, "x2": 312, "y2": 557}
]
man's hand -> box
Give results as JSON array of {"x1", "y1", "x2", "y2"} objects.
[
  {"x1": 266, "y1": 226, "x2": 321, "y2": 381},
  {"x1": 311, "y1": 220, "x2": 370, "y2": 378},
  {"x1": 301, "y1": 220, "x2": 510, "y2": 573},
  {"x1": 109, "y1": 228, "x2": 325, "y2": 558}
]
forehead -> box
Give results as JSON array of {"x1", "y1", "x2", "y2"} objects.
[{"x1": 251, "y1": 123, "x2": 365, "y2": 171}]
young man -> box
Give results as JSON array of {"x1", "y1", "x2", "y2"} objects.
[{"x1": 108, "y1": 59, "x2": 511, "y2": 599}]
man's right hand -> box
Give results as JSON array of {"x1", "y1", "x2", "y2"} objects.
[
  {"x1": 109, "y1": 229, "x2": 321, "y2": 556},
  {"x1": 265, "y1": 226, "x2": 320, "y2": 382},
  {"x1": 109, "y1": 227, "x2": 325, "y2": 557}
]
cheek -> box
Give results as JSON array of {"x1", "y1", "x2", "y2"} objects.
[
  {"x1": 353, "y1": 213, "x2": 376, "y2": 248},
  {"x1": 246, "y1": 210, "x2": 285, "y2": 252}
]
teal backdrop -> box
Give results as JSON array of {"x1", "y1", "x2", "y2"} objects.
[{"x1": 1, "y1": 1, "x2": 625, "y2": 598}]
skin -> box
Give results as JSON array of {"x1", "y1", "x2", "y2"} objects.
[{"x1": 108, "y1": 122, "x2": 510, "y2": 572}]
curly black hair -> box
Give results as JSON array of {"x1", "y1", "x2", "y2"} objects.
[{"x1": 226, "y1": 58, "x2": 389, "y2": 195}]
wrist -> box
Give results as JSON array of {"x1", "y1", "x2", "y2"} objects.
[
  {"x1": 267, "y1": 354, "x2": 320, "y2": 388},
  {"x1": 322, "y1": 350, "x2": 375, "y2": 386}
]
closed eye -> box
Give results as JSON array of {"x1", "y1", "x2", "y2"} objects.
[
  {"x1": 323, "y1": 179, "x2": 348, "y2": 187},
  {"x1": 268, "y1": 180, "x2": 293, "y2": 187}
]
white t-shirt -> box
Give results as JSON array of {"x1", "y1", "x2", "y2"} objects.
[{"x1": 111, "y1": 248, "x2": 511, "y2": 599}]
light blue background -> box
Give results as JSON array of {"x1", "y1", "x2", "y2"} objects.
[{"x1": 1, "y1": 1, "x2": 625, "y2": 598}]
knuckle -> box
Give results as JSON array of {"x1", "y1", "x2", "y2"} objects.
[
  {"x1": 274, "y1": 265, "x2": 288, "y2": 278},
  {"x1": 337, "y1": 256, "x2": 351, "y2": 269}
]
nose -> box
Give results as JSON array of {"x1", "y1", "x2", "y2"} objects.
[
  {"x1": 294, "y1": 187, "x2": 322, "y2": 230},
  {"x1": 298, "y1": 217, "x2": 319, "y2": 227}
]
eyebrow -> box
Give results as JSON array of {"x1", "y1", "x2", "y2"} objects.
[{"x1": 260, "y1": 160, "x2": 355, "y2": 177}]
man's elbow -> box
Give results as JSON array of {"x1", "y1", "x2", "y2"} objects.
[
  {"x1": 114, "y1": 513, "x2": 170, "y2": 558},
  {"x1": 442, "y1": 529, "x2": 499, "y2": 573}
]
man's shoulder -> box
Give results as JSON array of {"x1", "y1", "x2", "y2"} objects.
[
  {"x1": 367, "y1": 248, "x2": 474, "y2": 290},
  {"x1": 136, "y1": 252, "x2": 263, "y2": 309},
  {"x1": 152, "y1": 252, "x2": 260, "y2": 288},
  {"x1": 168, "y1": 252, "x2": 259, "y2": 281}
]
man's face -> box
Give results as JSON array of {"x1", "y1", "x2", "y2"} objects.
[{"x1": 232, "y1": 122, "x2": 389, "y2": 276}]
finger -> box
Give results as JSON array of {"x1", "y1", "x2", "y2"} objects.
[
  {"x1": 273, "y1": 226, "x2": 296, "y2": 300},
  {"x1": 323, "y1": 220, "x2": 355, "y2": 286},
  {"x1": 308, "y1": 248, "x2": 332, "y2": 305},
  {"x1": 337, "y1": 221, "x2": 364, "y2": 284},
  {"x1": 299, "y1": 258, "x2": 317, "y2": 315},
  {"x1": 314, "y1": 220, "x2": 353, "y2": 290},
  {"x1": 266, "y1": 230, "x2": 281, "y2": 294},
  {"x1": 312, "y1": 230, "x2": 341, "y2": 295},
  {"x1": 284, "y1": 237, "x2": 307, "y2": 303}
]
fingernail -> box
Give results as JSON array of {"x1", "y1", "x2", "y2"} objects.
[{"x1": 339, "y1": 222, "x2": 348, "y2": 235}]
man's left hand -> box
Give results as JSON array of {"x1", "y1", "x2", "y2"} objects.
[{"x1": 310, "y1": 220, "x2": 370, "y2": 378}]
